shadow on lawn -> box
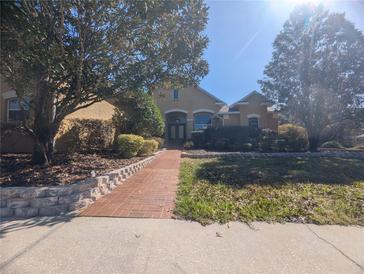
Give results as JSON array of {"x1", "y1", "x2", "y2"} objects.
[
  {"x1": 0, "y1": 216, "x2": 72, "y2": 239},
  {"x1": 195, "y1": 156, "x2": 364, "y2": 187}
]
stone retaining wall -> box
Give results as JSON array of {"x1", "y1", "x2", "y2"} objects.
[
  {"x1": 182, "y1": 151, "x2": 363, "y2": 159},
  {"x1": 0, "y1": 154, "x2": 158, "y2": 218}
]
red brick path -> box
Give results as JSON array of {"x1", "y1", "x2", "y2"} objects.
[{"x1": 80, "y1": 150, "x2": 181, "y2": 219}]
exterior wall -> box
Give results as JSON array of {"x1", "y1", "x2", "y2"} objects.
[
  {"x1": 235, "y1": 94, "x2": 278, "y2": 131},
  {"x1": 223, "y1": 114, "x2": 240, "y2": 126},
  {"x1": 153, "y1": 86, "x2": 224, "y2": 138},
  {"x1": 0, "y1": 80, "x2": 116, "y2": 153},
  {"x1": 64, "y1": 100, "x2": 115, "y2": 121}
]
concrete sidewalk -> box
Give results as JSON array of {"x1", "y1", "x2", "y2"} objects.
[{"x1": 0, "y1": 217, "x2": 363, "y2": 274}]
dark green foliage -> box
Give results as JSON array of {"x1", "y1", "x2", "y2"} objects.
[
  {"x1": 242, "y1": 143, "x2": 252, "y2": 152},
  {"x1": 259, "y1": 4, "x2": 364, "y2": 151},
  {"x1": 1, "y1": 0, "x2": 209, "y2": 164},
  {"x1": 192, "y1": 126, "x2": 260, "y2": 151},
  {"x1": 258, "y1": 129, "x2": 278, "y2": 152},
  {"x1": 191, "y1": 126, "x2": 309, "y2": 152},
  {"x1": 56, "y1": 119, "x2": 115, "y2": 154},
  {"x1": 112, "y1": 91, "x2": 164, "y2": 138},
  {"x1": 191, "y1": 132, "x2": 207, "y2": 148}
]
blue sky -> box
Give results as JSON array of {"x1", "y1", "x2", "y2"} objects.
[{"x1": 200, "y1": 0, "x2": 364, "y2": 104}]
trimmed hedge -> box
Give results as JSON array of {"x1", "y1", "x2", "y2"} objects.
[
  {"x1": 192, "y1": 126, "x2": 260, "y2": 151},
  {"x1": 116, "y1": 134, "x2": 144, "y2": 158},
  {"x1": 191, "y1": 124, "x2": 309, "y2": 152},
  {"x1": 139, "y1": 139, "x2": 159, "y2": 156},
  {"x1": 56, "y1": 119, "x2": 115, "y2": 153}
]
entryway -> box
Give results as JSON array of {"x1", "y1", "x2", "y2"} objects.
[{"x1": 165, "y1": 111, "x2": 187, "y2": 145}]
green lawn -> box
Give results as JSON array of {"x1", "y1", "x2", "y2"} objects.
[{"x1": 175, "y1": 157, "x2": 364, "y2": 225}]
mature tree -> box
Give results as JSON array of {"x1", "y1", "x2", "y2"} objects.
[
  {"x1": 112, "y1": 90, "x2": 164, "y2": 137},
  {"x1": 1, "y1": 0, "x2": 208, "y2": 164},
  {"x1": 259, "y1": 4, "x2": 363, "y2": 151}
]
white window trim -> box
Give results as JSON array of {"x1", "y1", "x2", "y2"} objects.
[
  {"x1": 2, "y1": 90, "x2": 17, "y2": 100},
  {"x1": 192, "y1": 109, "x2": 215, "y2": 114},
  {"x1": 247, "y1": 114, "x2": 260, "y2": 118},
  {"x1": 171, "y1": 89, "x2": 180, "y2": 101},
  {"x1": 164, "y1": 109, "x2": 188, "y2": 114},
  {"x1": 247, "y1": 114, "x2": 260, "y2": 128},
  {"x1": 7, "y1": 97, "x2": 21, "y2": 122}
]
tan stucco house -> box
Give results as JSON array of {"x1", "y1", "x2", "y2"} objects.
[
  {"x1": 153, "y1": 86, "x2": 278, "y2": 143},
  {"x1": 1, "y1": 80, "x2": 278, "y2": 152}
]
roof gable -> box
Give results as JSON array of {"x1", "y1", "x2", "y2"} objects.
[
  {"x1": 230, "y1": 90, "x2": 272, "y2": 108},
  {"x1": 195, "y1": 86, "x2": 226, "y2": 104}
]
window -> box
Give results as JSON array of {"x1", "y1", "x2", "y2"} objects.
[
  {"x1": 172, "y1": 89, "x2": 179, "y2": 101},
  {"x1": 194, "y1": 113, "x2": 212, "y2": 131},
  {"x1": 7, "y1": 98, "x2": 29, "y2": 122},
  {"x1": 248, "y1": 117, "x2": 259, "y2": 129}
]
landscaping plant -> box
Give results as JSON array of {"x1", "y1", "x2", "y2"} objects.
[
  {"x1": 116, "y1": 134, "x2": 144, "y2": 158},
  {"x1": 112, "y1": 90, "x2": 164, "y2": 138},
  {"x1": 139, "y1": 140, "x2": 159, "y2": 156}
]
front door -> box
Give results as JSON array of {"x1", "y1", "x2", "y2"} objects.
[{"x1": 168, "y1": 124, "x2": 185, "y2": 144}]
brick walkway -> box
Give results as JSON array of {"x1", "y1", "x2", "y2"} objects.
[{"x1": 80, "y1": 150, "x2": 181, "y2": 219}]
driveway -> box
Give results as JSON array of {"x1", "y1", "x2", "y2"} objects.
[{"x1": 0, "y1": 217, "x2": 363, "y2": 273}]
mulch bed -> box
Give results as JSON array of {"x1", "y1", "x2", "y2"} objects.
[{"x1": 0, "y1": 153, "x2": 146, "y2": 187}]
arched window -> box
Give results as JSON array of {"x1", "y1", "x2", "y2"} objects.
[
  {"x1": 193, "y1": 112, "x2": 212, "y2": 131},
  {"x1": 248, "y1": 117, "x2": 259, "y2": 128}
]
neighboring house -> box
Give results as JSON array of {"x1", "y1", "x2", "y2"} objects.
[
  {"x1": 0, "y1": 81, "x2": 116, "y2": 153},
  {"x1": 153, "y1": 86, "x2": 278, "y2": 144}
]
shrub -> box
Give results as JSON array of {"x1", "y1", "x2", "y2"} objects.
[
  {"x1": 183, "y1": 141, "x2": 194, "y2": 150},
  {"x1": 139, "y1": 139, "x2": 159, "y2": 156},
  {"x1": 278, "y1": 124, "x2": 308, "y2": 152},
  {"x1": 116, "y1": 134, "x2": 144, "y2": 158},
  {"x1": 320, "y1": 140, "x2": 344, "y2": 149},
  {"x1": 193, "y1": 126, "x2": 260, "y2": 151},
  {"x1": 242, "y1": 143, "x2": 252, "y2": 152},
  {"x1": 112, "y1": 90, "x2": 164, "y2": 138},
  {"x1": 258, "y1": 129, "x2": 278, "y2": 152},
  {"x1": 150, "y1": 137, "x2": 165, "y2": 148},
  {"x1": 56, "y1": 119, "x2": 115, "y2": 153},
  {"x1": 191, "y1": 131, "x2": 207, "y2": 148}
]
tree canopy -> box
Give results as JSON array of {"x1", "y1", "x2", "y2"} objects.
[
  {"x1": 259, "y1": 4, "x2": 363, "y2": 150},
  {"x1": 1, "y1": 0, "x2": 209, "y2": 164}
]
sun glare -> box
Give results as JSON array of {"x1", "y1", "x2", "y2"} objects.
[{"x1": 283, "y1": 0, "x2": 327, "y2": 5}]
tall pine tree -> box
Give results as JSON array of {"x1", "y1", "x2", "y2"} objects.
[{"x1": 259, "y1": 4, "x2": 363, "y2": 151}]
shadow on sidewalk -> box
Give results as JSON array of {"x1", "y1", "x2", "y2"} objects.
[{"x1": 0, "y1": 216, "x2": 72, "y2": 239}]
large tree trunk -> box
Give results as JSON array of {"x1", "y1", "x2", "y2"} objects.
[
  {"x1": 31, "y1": 80, "x2": 58, "y2": 165},
  {"x1": 308, "y1": 135, "x2": 320, "y2": 152},
  {"x1": 32, "y1": 134, "x2": 55, "y2": 165}
]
